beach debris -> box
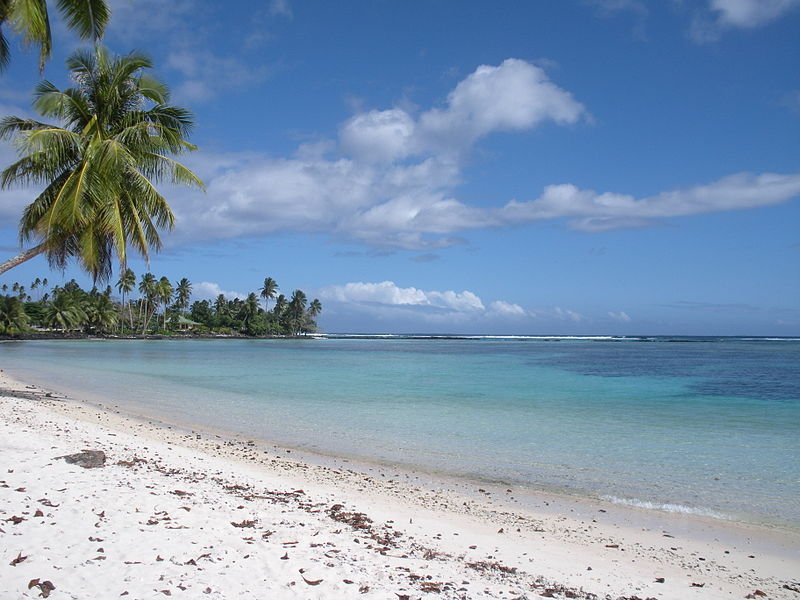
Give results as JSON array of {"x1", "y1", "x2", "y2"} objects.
[
  {"x1": 691, "y1": 582, "x2": 705, "y2": 588},
  {"x1": 605, "y1": 543, "x2": 620, "y2": 548},
  {"x1": 280, "y1": 552, "x2": 289, "y2": 560},
  {"x1": 745, "y1": 591, "x2": 767, "y2": 598},
  {"x1": 655, "y1": 577, "x2": 665, "y2": 583},
  {"x1": 37, "y1": 498, "x2": 59, "y2": 507},
  {"x1": 783, "y1": 583, "x2": 800, "y2": 593},
  {"x1": 231, "y1": 519, "x2": 256, "y2": 528},
  {"x1": 57, "y1": 449, "x2": 106, "y2": 468},
  {"x1": 299, "y1": 570, "x2": 323, "y2": 586},
  {"x1": 5, "y1": 515, "x2": 26, "y2": 524},
  {"x1": 28, "y1": 579, "x2": 56, "y2": 598},
  {"x1": 34, "y1": 509, "x2": 44, "y2": 517},
  {"x1": 116, "y1": 456, "x2": 147, "y2": 467},
  {"x1": 326, "y1": 504, "x2": 372, "y2": 530},
  {"x1": 465, "y1": 560, "x2": 517, "y2": 575},
  {"x1": 10, "y1": 552, "x2": 28, "y2": 566}
]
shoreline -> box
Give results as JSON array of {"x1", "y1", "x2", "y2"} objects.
[
  {"x1": 1, "y1": 370, "x2": 799, "y2": 598},
  {"x1": 5, "y1": 357, "x2": 798, "y2": 536}
]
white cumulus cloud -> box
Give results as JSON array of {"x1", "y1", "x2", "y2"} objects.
[
  {"x1": 154, "y1": 56, "x2": 799, "y2": 249},
  {"x1": 489, "y1": 300, "x2": 529, "y2": 318},
  {"x1": 321, "y1": 281, "x2": 484, "y2": 313},
  {"x1": 193, "y1": 281, "x2": 247, "y2": 301}
]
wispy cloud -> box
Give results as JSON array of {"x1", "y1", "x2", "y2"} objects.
[
  {"x1": 691, "y1": 0, "x2": 800, "y2": 41},
  {"x1": 586, "y1": 0, "x2": 799, "y2": 42},
  {"x1": 608, "y1": 310, "x2": 632, "y2": 322},
  {"x1": 269, "y1": 0, "x2": 293, "y2": 18},
  {"x1": 708, "y1": 0, "x2": 800, "y2": 28},
  {"x1": 105, "y1": 0, "x2": 272, "y2": 102},
  {"x1": 166, "y1": 49, "x2": 270, "y2": 102}
]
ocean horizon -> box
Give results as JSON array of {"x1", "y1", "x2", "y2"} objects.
[{"x1": 3, "y1": 335, "x2": 798, "y2": 530}]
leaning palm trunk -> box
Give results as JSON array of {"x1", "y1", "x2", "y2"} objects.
[{"x1": 0, "y1": 243, "x2": 47, "y2": 275}]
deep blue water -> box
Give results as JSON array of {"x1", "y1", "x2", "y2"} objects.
[{"x1": 2, "y1": 336, "x2": 798, "y2": 527}]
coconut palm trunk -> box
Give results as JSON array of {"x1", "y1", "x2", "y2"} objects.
[{"x1": 0, "y1": 243, "x2": 47, "y2": 275}]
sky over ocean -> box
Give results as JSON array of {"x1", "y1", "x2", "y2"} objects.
[{"x1": 0, "y1": 0, "x2": 798, "y2": 334}]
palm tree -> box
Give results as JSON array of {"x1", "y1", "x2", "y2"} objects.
[
  {"x1": 273, "y1": 293, "x2": 287, "y2": 319},
  {"x1": 174, "y1": 277, "x2": 192, "y2": 314},
  {"x1": 156, "y1": 276, "x2": 173, "y2": 328},
  {"x1": 260, "y1": 277, "x2": 278, "y2": 312},
  {"x1": 86, "y1": 290, "x2": 117, "y2": 333},
  {"x1": 138, "y1": 272, "x2": 156, "y2": 333},
  {"x1": 308, "y1": 298, "x2": 322, "y2": 319},
  {"x1": 0, "y1": 46, "x2": 203, "y2": 281},
  {"x1": 116, "y1": 267, "x2": 135, "y2": 331},
  {"x1": 45, "y1": 288, "x2": 86, "y2": 330},
  {"x1": 0, "y1": 0, "x2": 110, "y2": 72},
  {"x1": 214, "y1": 293, "x2": 227, "y2": 316},
  {"x1": 0, "y1": 295, "x2": 28, "y2": 334},
  {"x1": 242, "y1": 292, "x2": 260, "y2": 332},
  {"x1": 288, "y1": 289, "x2": 307, "y2": 335}
]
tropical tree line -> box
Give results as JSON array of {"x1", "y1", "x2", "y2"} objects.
[{"x1": 0, "y1": 274, "x2": 322, "y2": 337}]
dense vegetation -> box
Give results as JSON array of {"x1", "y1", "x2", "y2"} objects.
[{"x1": 0, "y1": 274, "x2": 322, "y2": 337}]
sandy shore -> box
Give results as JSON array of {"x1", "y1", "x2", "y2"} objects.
[{"x1": 1, "y1": 371, "x2": 798, "y2": 599}]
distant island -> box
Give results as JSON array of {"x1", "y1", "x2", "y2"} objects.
[{"x1": 0, "y1": 272, "x2": 321, "y2": 338}]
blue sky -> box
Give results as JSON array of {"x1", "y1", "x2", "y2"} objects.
[{"x1": 1, "y1": 0, "x2": 799, "y2": 334}]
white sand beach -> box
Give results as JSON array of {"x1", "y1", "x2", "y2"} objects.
[{"x1": 1, "y1": 370, "x2": 798, "y2": 600}]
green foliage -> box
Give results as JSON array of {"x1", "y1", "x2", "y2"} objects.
[
  {"x1": 0, "y1": 46, "x2": 203, "y2": 281},
  {"x1": 0, "y1": 272, "x2": 322, "y2": 337},
  {"x1": 0, "y1": 295, "x2": 28, "y2": 334},
  {"x1": 45, "y1": 285, "x2": 87, "y2": 330},
  {"x1": 0, "y1": 0, "x2": 109, "y2": 72}
]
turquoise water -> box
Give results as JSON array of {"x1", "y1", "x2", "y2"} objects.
[{"x1": 2, "y1": 336, "x2": 799, "y2": 527}]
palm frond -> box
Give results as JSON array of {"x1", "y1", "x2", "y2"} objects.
[
  {"x1": 0, "y1": 24, "x2": 10, "y2": 71},
  {"x1": 0, "y1": 116, "x2": 54, "y2": 140},
  {"x1": 10, "y1": 0, "x2": 51, "y2": 71},
  {"x1": 55, "y1": 0, "x2": 108, "y2": 40}
]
